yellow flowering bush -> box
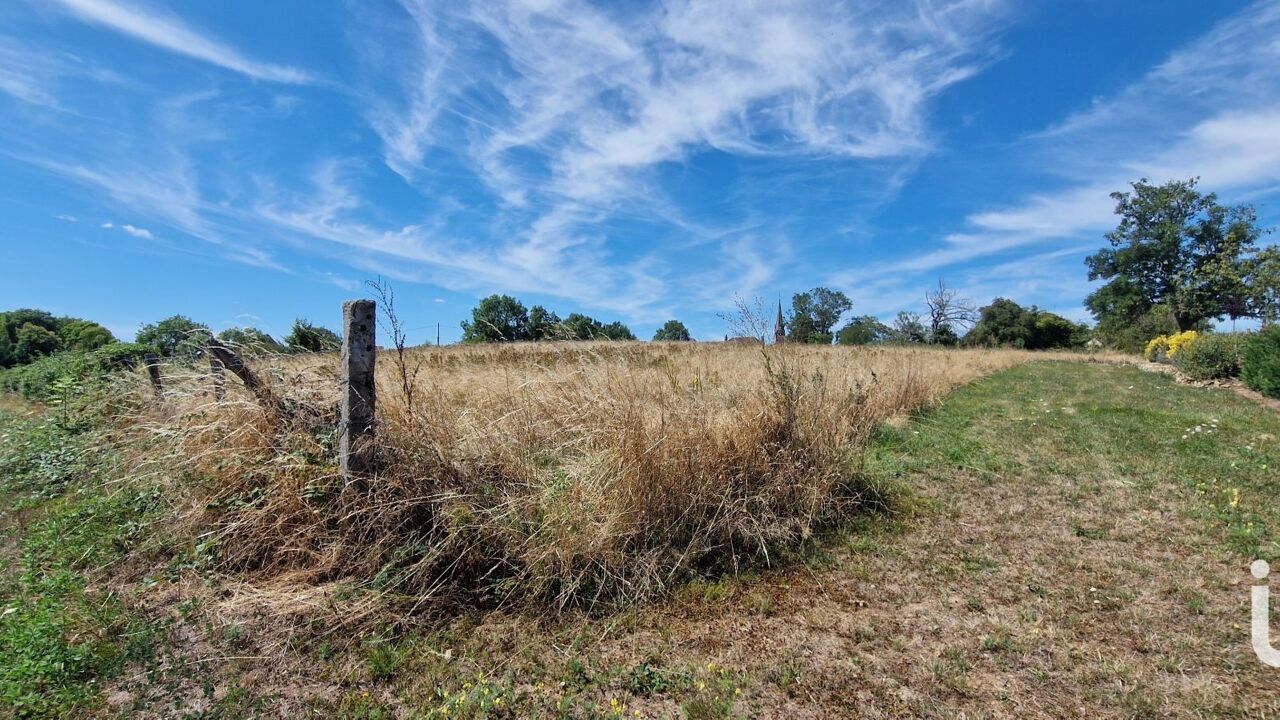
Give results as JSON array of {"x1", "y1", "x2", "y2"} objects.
[
  {"x1": 1167, "y1": 330, "x2": 1200, "y2": 358},
  {"x1": 1144, "y1": 335, "x2": 1169, "y2": 361},
  {"x1": 1147, "y1": 330, "x2": 1200, "y2": 361}
]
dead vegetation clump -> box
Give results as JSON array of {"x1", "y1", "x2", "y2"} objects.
[{"x1": 121, "y1": 342, "x2": 1083, "y2": 613}]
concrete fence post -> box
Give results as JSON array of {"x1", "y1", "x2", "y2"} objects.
[
  {"x1": 143, "y1": 353, "x2": 163, "y2": 398},
  {"x1": 209, "y1": 354, "x2": 226, "y2": 401},
  {"x1": 340, "y1": 299, "x2": 377, "y2": 481}
]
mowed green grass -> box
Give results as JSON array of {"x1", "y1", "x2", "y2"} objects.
[
  {"x1": 1, "y1": 361, "x2": 1279, "y2": 717},
  {"x1": 868, "y1": 361, "x2": 1280, "y2": 561}
]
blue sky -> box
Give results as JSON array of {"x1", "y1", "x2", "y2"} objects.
[{"x1": 2, "y1": 0, "x2": 1279, "y2": 343}]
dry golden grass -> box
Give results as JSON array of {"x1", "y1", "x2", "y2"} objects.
[{"x1": 127, "y1": 342, "x2": 1126, "y2": 613}]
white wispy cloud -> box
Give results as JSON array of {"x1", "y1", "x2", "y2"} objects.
[
  {"x1": 376, "y1": 0, "x2": 1001, "y2": 204},
  {"x1": 51, "y1": 0, "x2": 312, "y2": 84},
  {"x1": 837, "y1": 0, "x2": 1280, "y2": 308},
  {"x1": 336, "y1": 0, "x2": 1006, "y2": 318},
  {"x1": 120, "y1": 223, "x2": 152, "y2": 239},
  {"x1": 255, "y1": 160, "x2": 672, "y2": 318}
]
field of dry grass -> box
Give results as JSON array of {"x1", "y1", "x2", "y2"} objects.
[
  {"x1": 32, "y1": 343, "x2": 1280, "y2": 719},
  {"x1": 137, "y1": 342, "x2": 1120, "y2": 615}
]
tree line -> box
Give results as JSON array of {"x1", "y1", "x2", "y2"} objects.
[
  {"x1": 0, "y1": 309, "x2": 116, "y2": 368},
  {"x1": 765, "y1": 283, "x2": 1088, "y2": 349},
  {"x1": 0, "y1": 310, "x2": 344, "y2": 372},
  {"x1": 7, "y1": 175, "x2": 1274, "y2": 362},
  {"x1": 460, "y1": 295, "x2": 640, "y2": 342}
]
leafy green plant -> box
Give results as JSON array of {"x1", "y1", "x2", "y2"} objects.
[
  {"x1": 1173, "y1": 333, "x2": 1243, "y2": 380},
  {"x1": 0, "y1": 343, "x2": 149, "y2": 401},
  {"x1": 0, "y1": 410, "x2": 160, "y2": 717},
  {"x1": 1243, "y1": 326, "x2": 1280, "y2": 398}
]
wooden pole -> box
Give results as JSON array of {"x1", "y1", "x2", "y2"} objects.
[
  {"x1": 143, "y1": 353, "x2": 163, "y2": 398},
  {"x1": 340, "y1": 299, "x2": 377, "y2": 481}
]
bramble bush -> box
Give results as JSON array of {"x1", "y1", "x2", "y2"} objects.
[{"x1": 1243, "y1": 326, "x2": 1280, "y2": 399}]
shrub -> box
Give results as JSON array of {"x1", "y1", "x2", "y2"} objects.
[
  {"x1": 1243, "y1": 326, "x2": 1280, "y2": 399},
  {"x1": 1172, "y1": 333, "x2": 1243, "y2": 380},
  {"x1": 1166, "y1": 330, "x2": 1199, "y2": 359},
  {"x1": 1098, "y1": 305, "x2": 1183, "y2": 354},
  {"x1": 1144, "y1": 335, "x2": 1169, "y2": 362},
  {"x1": 0, "y1": 343, "x2": 150, "y2": 401}
]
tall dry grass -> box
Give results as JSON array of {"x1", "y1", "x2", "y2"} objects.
[{"x1": 122, "y1": 342, "x2": 1110, "y2": 612}]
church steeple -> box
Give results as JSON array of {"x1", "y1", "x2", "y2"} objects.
[{"x1": 774, "y1": 301, "x2": 786, "y2": 344}]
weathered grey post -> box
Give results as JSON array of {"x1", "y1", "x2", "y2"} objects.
[
  {"x1": 143, "y1": 353, "x2": 163, "y2": 398},
  {"x1": 206, "y1": 338, "x2": 280, "y2": 414},
  {"x1": 209, "y1": 355, "x2": 226, "y2": 401},
  {"x1": 340, "y1": 299, "x2": 377, "y2": 481}
]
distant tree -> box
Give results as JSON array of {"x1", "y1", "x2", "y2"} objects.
[
  {"x1": 0, "y1": 310, "x2": 59, "y2": 367},
  {"x1": 555, "y1": 311, "x2": 593, "y2": 338},
  {"x1": 218, "y1": 327, "x2": 286, "y2": 355},
  {"x1": 15, "y1": 323, "x2": 61, "y2": 360},
  {"x1": 58, "y1": 319, "x2": 115, "y2": 352},
  {"x1": 1086, "y1": 178, "x2": 1269, "y2": 333},
  {"x1": 1031, "y1": 312, "x2": 1088, "y2": 349},
  {"x1": 967, "y1": 298, "x2": 1034, "y2": 348},
  {"x1": 285, "y1": 319, "x2": 341, "y2": 353},
  {"x1": 525, "y1": 305, "x2": 562, "y2": 340},
  {"x1": 932, "y1": 325, "x2": 961, "y2": 346},
  {"x1": 653, "y1": 319, "x2": 692, "y2": 342},
  {"x1": 461, "y1": 294, "x2": 530, "y2": 343},
  {"x1": 967, "y1": 298, "x2": 1088, "y2": 349},
  {"x1": 892, "y1": 311, "x2": 928, "y2": 344},
  {"x1": 557, "y1": 313, "x2": 602, "y2": 340},
  {"x1": 924, "y1": 279, "x2": 978, "y2": 344},
  {"x1": 836, "y1": 316, "x2": 892, "y2": 345},
  {"x1": 0, "y1": 309, "x2": 121, "y2": 367},
  {"x1": 600, "y1": 321, "x2": 636, "y2": 341},
  {"x1": 787, "y1": 287, "x2": 852, "y2": 344},
  {"x1": 137, "y1": 315, "x2": 211, "y2": 358}
]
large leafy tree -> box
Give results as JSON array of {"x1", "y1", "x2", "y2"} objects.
[
  {"x1": 787, "y1": 287, "x2": 852, "y2": 344},
  {"x1": 653, "y1": 319, "x2": 692, "y2": 341},
  {"x1": 461, "y1": 295, "x2": 530, "y2": 343},
  {"x1": 836, "y1": 316, "x2": 891, "y2": 345},
  {"x1": 136, "y1": 315, "x2": 211, "y2": 358},
  {"x1": 1086, "y1": 178, "x2": 1267, "y2": 332}
]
